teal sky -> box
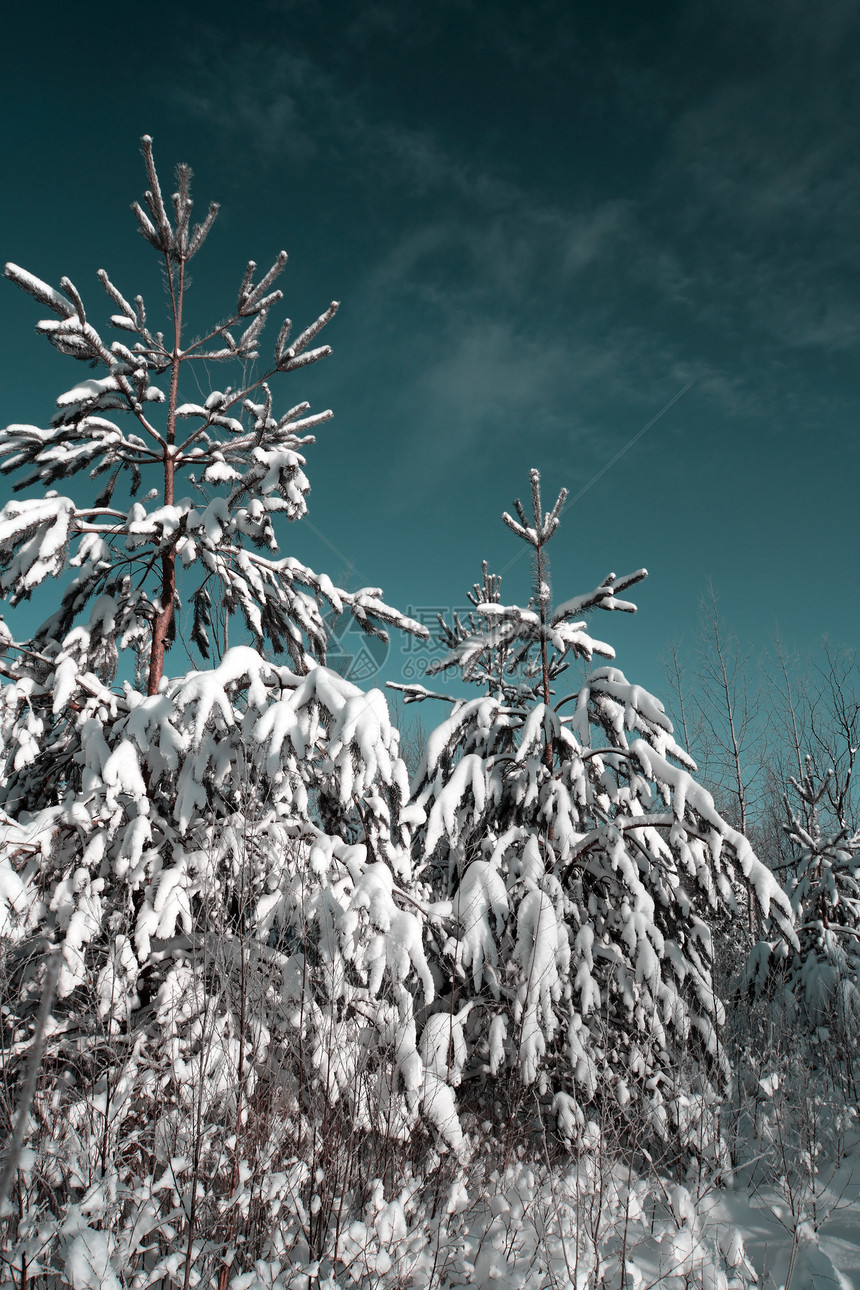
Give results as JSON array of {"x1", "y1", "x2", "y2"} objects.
[{"x1": 1, "y1": 0, "x2": 857, "y2": 704}]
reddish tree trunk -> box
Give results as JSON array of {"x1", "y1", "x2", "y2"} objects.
[{"x1": 146, "y1": 258, "x2": 183, "y2": 696}]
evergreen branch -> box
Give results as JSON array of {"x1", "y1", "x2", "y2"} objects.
[
  {"x1": 387, "y1": 682, "x2": 458, "y2": 704},
  {"x1": 59, "y1": 276, "x2": 86, "y2": 323},
  {"x1": 130, "y1": 200, "x2": 162, "y2": 250},
  {"x1": 278, "y1": 302, "x2": 339, "y2": 367},
  {"x1": 187, "y1": 201, "x2": 220, "y2": 258},
  {"x1": 239, "y1": 251, "x2": 288, "y2": 315},
  {"x1": 140, "y1": 135, "x2": 172, "y2": 248},
  {"x1": 4, "y1": 264, "x2": 77, "y2": 318},
  {"x1": 74, "y1": 507, "x2": 128, "y2": 520}
]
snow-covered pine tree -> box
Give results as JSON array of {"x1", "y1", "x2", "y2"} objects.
[
  {"x1": 0, "y1": 139, "x2": 470, "y2": 1282},
  {"x1": 747, "y1": 759, "x2": 860, "y2": 1032},
  {"x1": 394, "y1": 469, "x2": 795, "y2": 1156}
]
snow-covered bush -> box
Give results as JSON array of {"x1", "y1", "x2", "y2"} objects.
[
  {"x1": 395, "y1": 470, "x2": 795, "y2": 1160},
  {"x1": 747, "y1": 759, "x2": 860, "y2": 1035}
]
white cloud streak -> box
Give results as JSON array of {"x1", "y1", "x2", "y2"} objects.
[{"x1": 171, "y1": 0, "x2": 860, "y2": 454}]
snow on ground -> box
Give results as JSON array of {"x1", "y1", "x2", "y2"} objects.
[
  {"x1": 451, "y1": 1135, "x2": 860, "y2": 1290},
  {"x1": 617, "y1": 1144, "x2": 860, "y2": 1290},
  {"x1": 711, "y1": 1153, "x2": 860, "y2": 1290}
]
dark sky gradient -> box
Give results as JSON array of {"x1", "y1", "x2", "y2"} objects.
[{"x1": 2, "y1": 0, "x2": 857, "y2": 703}]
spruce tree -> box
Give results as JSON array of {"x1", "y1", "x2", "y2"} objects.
[
  {"x1": 395, "y1": 469, "x2": 795, "y2": 1154},
  {"x1": 0, "y1": 139, "x2": 468, "y2": 1282}
]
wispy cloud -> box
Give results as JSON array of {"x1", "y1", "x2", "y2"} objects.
[{"x1": 172, "y1": 0, "x2": 860, "y2": 446}]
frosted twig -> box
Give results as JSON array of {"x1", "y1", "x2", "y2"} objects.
[{"x1": 0, "y1": 947, "x2": 61, "y2": 1218}]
